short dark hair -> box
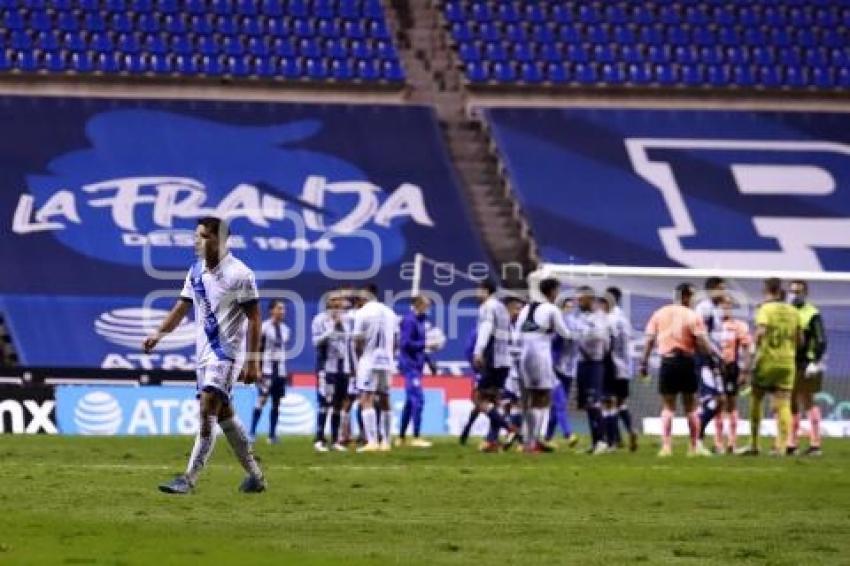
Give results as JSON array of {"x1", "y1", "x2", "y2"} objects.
[
  {"x1": 540, "y1": 278, "x2": 560, "y2": 298},
  {"x1": 268, "y1": 299, "x2": 284, "y2": 311},
  {"x1": 363, "y1": 283, "x2": 379, "y2": 300},
  {"x1": 704, "y1": 276, "x2": 725, "y2": 291},
  {"x1": 675, "y1": 282, "x2": 695, "y2": 300},
  {"x1": 790, "y1": 279, "x2": 808, "y2": 293},
  {"x1": 478, "y1": 279, "x2": 497, "y2": 295},
  {"x1": 575, "y1": 285, "x2": 595, "y2": 297},
  {"x1": 606, "y1": 286, "x2": 622, "y2": 305},
  {"x1": 764, "y1": 277, "x2": 783, "y2": 296},
  {"x1": 503, "y1": 295, "x2": 525, "y2": 306},
  {"x1": 197, "y1": 216, "x2": 229, "y2": 239}
]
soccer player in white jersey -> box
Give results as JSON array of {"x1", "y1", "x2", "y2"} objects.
[
  {"x1": 501, "y1": 295, "x2": 526, "y2": 450},
  {"x1": 694, "y1": 277, "x2": 726, "y2": 445},
  {"x1": 353, "y1": 283, "x2": 397, "y2": 452},
  {"x1": 312, "y1": 289, "x2": 354, "y2": 452},
  {"x1": 516, "y1": 278, "x2": 572, "y2": 453},
  {"x1": 146, "y1": 217, "x2": 265, "y2": 494},
  {"x1": 568, "y1": 286, "x2": 612, "y2": 454},
  {"x1": 248, "y1": 299, "x2": 290, "y2": 445},
  {"x1": 472, "y1": 280, "x2": 516, "y2": 453},
  {"x1": 601, "y1": 287, "x2": 637, "y2": 451}
]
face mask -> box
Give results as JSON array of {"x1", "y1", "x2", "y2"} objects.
[{"x1": 788, "y1": 293, "x2": 804, "y2": 307}]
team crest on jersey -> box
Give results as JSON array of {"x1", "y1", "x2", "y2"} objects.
[{"x1": 626, "y1": 139, "x2": 850, "y2": 271}]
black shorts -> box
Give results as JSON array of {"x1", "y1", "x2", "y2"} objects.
[
  {"x1": 722, "y1": 363, "x2": 739, "y2": 396},
  {"x1": 258, "y1": 374, "x2": 286, "y2": 398},
  {"x1": 658, "y1": 353, "x2": 698, "y2": 396},
  {"x1": 479, "y1": 366, "x2": 509, "y2": 392},
  {"x1": 576, "y1": 360, "x2": 604, "y2": 410},
  {"x1": 602, "y1": 355, "x2": 618, "y2": 398}
]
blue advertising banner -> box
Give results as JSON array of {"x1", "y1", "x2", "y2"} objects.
[
  {"x1": 0, "y1": 97, "x2": 487, "y2": 368},
  {"x1": 485, "y1": 107, "x2": 850, "y2": 271},
  {"x1": 55, "y1": 385, "x2": 447, "y2": 436}
]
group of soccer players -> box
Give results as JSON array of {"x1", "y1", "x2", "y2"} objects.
[
  {"x1": 641, "y1": 276, "x2": 827, "y2": 458},
  {"x1": 144, "y1": 216, "x2": 828, "y2": 494},
  {"x1": 461, "y1": 279, "x2": 639, "y2": 454}
]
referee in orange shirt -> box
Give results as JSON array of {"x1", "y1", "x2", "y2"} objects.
[{"x1": 640, "y1": 283, "x2": 719, "y2": 457}]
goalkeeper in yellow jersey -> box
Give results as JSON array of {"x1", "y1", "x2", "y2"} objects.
[{"x1": 741, "y1": 278, "x2": 801, "y2": 456}]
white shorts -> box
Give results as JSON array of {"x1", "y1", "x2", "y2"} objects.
[
  {"x1": 520, "y1": 344, "x2": 556, "y2": 391},
  {"x1": 197, "y1": 360, "x2": 239, "y2": 400},
  {"x1": 356, "y1": 361, "x2": 391, "y2": 394}
]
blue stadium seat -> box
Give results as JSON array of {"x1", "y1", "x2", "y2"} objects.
[
  {"x1": 96, "y1": 51, "x2": 121, "y2": 73},
  {"x1": 318, "y1": 18, "x2": 342, "y2": 38},
  {"x1": 57, "y1": 12, "x2": 79, "y2": 32},
  {"x1": 305, "y1": 57, "x2": 327, "y2": 79},
  {"x1": 497, "y1": 3, "x2": 519, "y2": 24},
  {"x1": 552, "y1": 4, "x2": 572, "y2": 25},
  {"x1": 470, "y1": 2, "x2": 492, "y2": 24},
  {"x1": 356, "y1": 58, "x2": 380, "y2": 81},
  {"x1": 467, "y1": 60, "x2": 489, "y2": 83},
  {"x1": 654, "y1": 63, "x2": 677, "y2": 85},
  {"x1": 519, "y1": 61, "x2": 543, "y2": 84},
  {"x1": 226, "y1": 54, "x2": 249, "y2": 77},
  {"x1": 485, "y1": 41, "x2": 507, "y2": 63},
  {"x1": 700, "y1": 46, "x2": 722, "y2": 65},
  {"x1": 566, "y1": 44, "x2": 588, "y2": 63},
  {"x1": 725, "y1": 46, "x2": 747, "y2": 65},
  {"x1": 200, "y1": 54, "x2": 223, "y2": 75},
  {"x1": 156, "y1": 0, "x2": 178, "y2": 15},
  {"x1": 273, "y1": 37, "x2": 296, "y2": 57},
  {"x1": 545, "y1": 61, "x2": 568, "y2": 84},
  {"x1": 752, "y1": 47, "x2": 775, "y2": 66},
  {"x1": 572, "y1": 62, "x2": 596, "y2": 84},
  {"x1": 627, "y1": 62, "x2": 652, "y2": 85},
  {"x1": 165, "y1": 14, "x2": 187, "y2": 34},
  {"x1": 531, "y1": 23, "x2": 555, "y2": 44},
  {"x1": 0, "y1": 49, "x2": 9, "y2": 71},
  {"x1": 70, "y1": 50, "x2": 95, "y2": 72},
  {"x1": 266, "y1": 17, "x2": 288, "y2": 37},
  {"x1": 236, "y1": 0, "x2": 257, "y2": 16},
  {"x1": 444, "y1": 1, "x2": 465, "y2": 23},
  {"x1": 558, "y1": 24, "x2": 580, "y2": 44},
  {"x1": 137, "y1": 13, "x2": 160, "y2": 33},
  {"x1": 115, "y1": 33, "x2": 139, "y2": 53},
  {"x1": 89, "y1": 32, "x2": 113, "y2": 54},
  {"x1": 450, "y1": 22, "x2": 473, "y2": 42},
  {"x1": 330, "y1": 57, "x2": 354, "y2": 80},
  {"x1": 512, "y1": 42, "x2": 534, "y2": 63},
  {"x1": 10, "y1": 30, "x2": 33, "y2": 50},
  {"x1": 601, "y1": 63, "x2": 623, "y2": 84},
  {"x1": 586, "y1": 24, "x2": 609, "y2": 44},
  {"x1": 706, "y1": 65, "x2": 730, "y2": 87},
  {"x1": 647, "y1": 45, "x2": 670, "y2": 64},
  {"x1": 186, "y1": 0, "x2": 205, "y2": 15},
  {"x1": 375, "y1": 39, "x2": 395, "y2": 59},
  {"x1": 605, "y1": 5, "x2": 627, "y2": 25},
  {"x1": 759, "y1": 65, "x2": 782, "y2": 88},
  {"x1": 77, "y1": 0, "x2": 98, "y2": 12},
  {"x1": 298, "y1": 37, "x2": 321, "y2": 58},
  {"x1": 504, "y1": 23, "x2": 526, "y2": 42},
  {"x1": 170, "y1": 34, "x2": 191, "y2": 55},
  {"x1": 681, "y1": 64, "x2": 704, "y2": 86},
  {"x1": 674, "y1": 46, "x2": 697, "y2": 65},
  {"x1": 478, "y1": 22, "x2": 500, "y2": 42},
  {"x1": 594, "y1": 44, "x2": 615, "y2": 64},
  {"x1": 4, "y1": 10, "x2": 25, "y2": 30},
  {"x1": 36, "y1": 31, "x2": 60, "y2": 52},
  {"x1": 29, "y1": 10, "x2": 52, "y2": 33},
  {"x1": 458, "y1": 41, "x2": 480, "y2": 63},
  {"x1": 24, "y1": 0, "x2": 47, "y2": 8},
  {"x1": 223, "y1": 36, "x2": 244, "y2": 56},
  {"x1": 806, "y1": 48, "x2": 828, "y2": 67},
  {"x1": 324, "y1": 37, "x2": 346, "y2": 58},
  {"x1": 784, "y1": 66, "x2": 807, "y2": 88},
  {"x1": 175, "y1": 53, "x2": 197, "y2": 74},
  {"x1": 779, "y1": 47, "x2": 801, "y2": 66},
  {"x1": 363, "y1": 0, "x2": 383, "y2": 20},
  {"x1": 839, "y1": 68, "x2": 850, "y2": 89},
  {"x1": 44, "y1": 50, "x2": 66, "y2": 71},
  {"x1": 252, "y1": 54, "x2": 274, "y2": 77},
  {"x1": 63, "y1": 31, "x2": 86, "y2": 52},
  {"x1": 294, "y1": 18, "x2": 317, "y2": 38},
  {"x1": 248, "y1": 36, "x2": 269, "y2": 57},
  {"x1": 613, "y1": 25, "x2": 636, "y2": 45},
  {"x1": 110, "y1": 13, "x2": 132, "y2": 33},
  {"x1": 13, "y1": 49, "x2": 38, "y2": 72},
  {"x1": 199, "y1": 35, "x2": 220, "y2": 55},
  {"x1": 812, "y1": 67, "x2": 833, "y2": 89},
  {"x1": 216, "y1": 14, "x2": 238, "y2": 36},
  {"x1": 732, "y1": 65, "x2": 755, "y2": 87},
  {"x1": 287, "y1": 0, "x2": 308, "y2": 18},
  {"x1": 382, "y1": 59, "x2": 403, "y2": 81},
  {"x1": 491, "y1": 61, "x2": 516, "y2": 83},
  {"x1": 212, "y1": 0, "x2": 232, "y2": 15},
  {"x1": 191, "y1": 14, "x2": 215, "y2": 35},
  {"x1": 47, "y1": 0, "x2": 72, "y2": 9},
  {"x1": 524, "y1": 4, "x2": 545, "y2": 24},
  {"x1": 540, "y1": 43, "x2": 562, "y2": 63},
  {"x1": 131, "y1": 0, "x2": 153, "y2": 13},
  {"x1": 123, "y1": 52, "x2": 146, "y2": 73},
  {"x1": 145, "y1": 34, "x2": 168, "y2": 55}
]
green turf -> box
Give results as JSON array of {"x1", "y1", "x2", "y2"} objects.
[{"x1": 1, "y1": 436, "x2": 849, "y2": 565}]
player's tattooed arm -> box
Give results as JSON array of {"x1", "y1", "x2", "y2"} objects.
[{"x1": 142, "y1": 298, "x2": 191, "y2": 353}]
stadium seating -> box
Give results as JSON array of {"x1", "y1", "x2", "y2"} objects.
[
  {"x1": 444, "y1": 0, "x2": 850, "y2": 90},
  {"x1": 0, "y1": 0, "x2": 405, "y2": 83}
]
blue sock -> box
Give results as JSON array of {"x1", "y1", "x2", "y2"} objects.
[
  {"x1": 510, "y1": 412, "x2": 522, "y2": 431},
  {"x1": 269, "y1": 395, "x2": 281, "y2": 439},
  {"x1": 250, "y1": 407, "x2": 262, "y2": 436},
  {"x1": 399, "y1": 401, "x2": 411, "y2": 439},
  {"x1": 487, "y1": 407, "x2": 508, "y2": 432},
  {"x1": 412, "y1": 402, "x2": 423, "y2": 438},
  {"x1": 699, "y1": 399, "x2": 717, "y2": 440},
  {"x1": 619, "y1": 407, "x2": 633, "y2": 435}
]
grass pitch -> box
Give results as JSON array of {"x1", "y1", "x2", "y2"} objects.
[{"x1": 1, "y1": 435, "x2": 849, "y2": 565}]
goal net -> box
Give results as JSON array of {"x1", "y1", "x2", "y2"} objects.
[{"x1": 529, "y1": 264, "x2": 850, "y2": 438}]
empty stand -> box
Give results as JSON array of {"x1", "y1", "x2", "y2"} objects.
[
  {"x1": 442, "y1": 0, "x2": 850, "y2": 90},
  {"x1": 0, "y1": 0, "x2": 405, "y2": 83}
]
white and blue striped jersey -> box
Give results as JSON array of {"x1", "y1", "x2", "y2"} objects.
[
  {"x1": 473, "y1": 296, "x2": 511, "y2": 369},
  {"x1": 608, "y1": 305, "x2": 633, "y2": 380},
  {"x1": 312, "y1": 309, "x2": 353, "y2": 375},
  {"x1": 180, "y1": 252, "x2": 259, "y2": 367},
  {"x1": 260, "y1": 319, "x2": 289, "y2": 376},
  {"x1": 567, "y1": 308, "x2": 611, "y2": 364}
]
